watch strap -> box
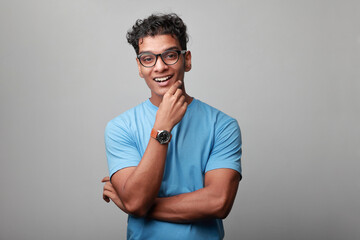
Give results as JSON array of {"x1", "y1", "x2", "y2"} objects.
[{"x1": 150, "y1": 128, "x2": 158, "y2": 139}]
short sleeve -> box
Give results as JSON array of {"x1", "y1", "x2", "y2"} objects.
[
  {"x1": 205, "y1": 119, "x2": 242, "y2": 176},
  {"x1": 105, "y1": 119, "x2": 141, "y2": 178}
]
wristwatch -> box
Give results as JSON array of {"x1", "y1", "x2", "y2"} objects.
[{"x1": 151, "y1": 129, "x2": 172, "y2": 144}]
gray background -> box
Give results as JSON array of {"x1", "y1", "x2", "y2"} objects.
[{"x1": 1, "y1": 0, "x2": 359, "y2": 239}]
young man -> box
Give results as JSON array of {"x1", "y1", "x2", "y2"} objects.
[{"x1": 102, "y1": 13, "x2": 242, "y2": 240}]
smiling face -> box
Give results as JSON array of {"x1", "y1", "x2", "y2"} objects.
[{"x1": 136, "y1": 34, "x2": 192, "y2": 106}]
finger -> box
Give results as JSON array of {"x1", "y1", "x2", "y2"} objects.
[
  {"x1": 103, "y1": 193, "x2": 110, "y2": 203},
  {"x1": 103, "y1": 184, "x2": 110, "y2": 191},
  {"x1": 173, "y1": 88, "x2": 183, "y2": 100},
  {"x1": 104, "y1": 183, "x2": 115, "y2": 191},
  {"x1": 104, "y1": 190, "x2": 118, "y2": 203},
  {"x1": 177, "y1": 95, "x2": 185, "y2": 104},
  {"x1": 166, "y1": 80, "x2": 182, "y2": 95},
  {"x1": 101, "y1": 176, "x2": 110, "y2": 182},
  {"x1": 103, "y1": 190, "x2": 116, "y2": 202}
]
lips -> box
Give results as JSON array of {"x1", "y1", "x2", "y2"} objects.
[{"x1": 154, "y1": 75, "x2": 173, "y2": 82}]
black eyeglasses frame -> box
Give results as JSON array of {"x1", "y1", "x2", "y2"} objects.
[{"x1": 137, "y1": 50, "x2": 187, "y2": 68}]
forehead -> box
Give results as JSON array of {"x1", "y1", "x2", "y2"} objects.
[{"x1": 138, "y1": 34, "x2": 181, "y2": 53}]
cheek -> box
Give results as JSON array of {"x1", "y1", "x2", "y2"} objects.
[
  {"x1": 139, "y1": 68, "x2": 151, "y2": 79},
  {"x1": 176, "y1": 62, "x2": 186, "y2": 73}
]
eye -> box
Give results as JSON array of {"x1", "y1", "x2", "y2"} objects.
[
  {"x1": 163, "y1": 51, "x2": 178, "y2": 60},
  {"x1": 141, "y1": 55, "x2": 155, "y2": 63}
]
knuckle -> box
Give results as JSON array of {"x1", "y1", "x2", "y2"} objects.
[{"x1": 171, "y1": 95, "x2": 177, "y2": 102}]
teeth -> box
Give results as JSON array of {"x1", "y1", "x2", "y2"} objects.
[{"x1": 154, "y1": 76, "x2": 171, "y2": 82}]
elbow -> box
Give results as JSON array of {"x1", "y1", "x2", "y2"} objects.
[
  {"x1": 214, "y1": 207, "x2": 231, "y2": 219},
  {"x1": 213, "y1": 197, "x2": 233, "y2": 219},
  {"x1": 123, "y1": 200, "x2": 150, "y2": 217},
  {"x1": 215, "y1": 209, "x2": 231, "y2": 219}
]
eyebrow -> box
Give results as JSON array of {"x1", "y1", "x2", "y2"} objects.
[{"x1": 138, "y1": 46, "x2": 180, "y2": 55}]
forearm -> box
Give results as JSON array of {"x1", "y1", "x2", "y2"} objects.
[
  {"x1": 113, "y1": 138, "x2": 168, "y2": 215},
  {"x1": 147, "y1": 188, "x2": 229, "y2": 222},
  {"x1": 147, "y1": 169, "x2": 240, "y2": 222}
]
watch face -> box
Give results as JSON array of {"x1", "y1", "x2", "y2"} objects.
[{"x1": 158, "y1": 131, "x2": 170, "y2": 144}]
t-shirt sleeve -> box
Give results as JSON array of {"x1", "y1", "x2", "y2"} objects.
[
  {"x1": 105, "y1": 119, "x2": 141, "y2": 178},
  {"x1": 205, "y1": 119, "x2": 242, "y2": 176}
]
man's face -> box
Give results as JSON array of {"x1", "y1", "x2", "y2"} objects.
[{"x1": 136, "y1": 34, "x2": 191, "y2": 105}]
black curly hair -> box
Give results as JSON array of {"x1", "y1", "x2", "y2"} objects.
[{"x1": 126, "y1": 13, "x2": 189, "y2": 54}]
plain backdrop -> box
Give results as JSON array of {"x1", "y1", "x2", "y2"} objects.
[{"x1": 1, "y1": 0, "x2": 359, "y2": 239}]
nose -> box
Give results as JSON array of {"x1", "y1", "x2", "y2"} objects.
[{"x1": 153, "y1": 55, "x2": 168, "y2": 72}]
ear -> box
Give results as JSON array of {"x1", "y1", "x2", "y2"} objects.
[
  {"x1": 184, "y1": 51, "x2": 192, "y2": 72},
  {"x1": 136, "y1": 58, "x2": 144, "y2": 78}
]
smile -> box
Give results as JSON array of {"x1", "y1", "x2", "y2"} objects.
[{"x1": 154, "y1": 75, "x2": 172, "y2": 82}]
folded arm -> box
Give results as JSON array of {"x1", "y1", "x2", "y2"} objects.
[
  {"x1": 103, "y1": 168, "x2": 241, "y2": 222},
  {"x1": 147, "y1": 168, "x2": 241, "y2": 222}
]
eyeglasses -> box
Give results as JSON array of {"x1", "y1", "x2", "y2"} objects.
[{"x1": 137, "y1": 50, "x2": 187, "y2": 68}]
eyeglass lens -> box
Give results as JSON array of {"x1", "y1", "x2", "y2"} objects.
[{"x1": 139, "y1": 50, "x2": 180, "y2": 67}]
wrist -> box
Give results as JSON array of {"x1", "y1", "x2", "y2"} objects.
[{"x1": 153, "y1": 122, "x2": 173, "y2": 133}]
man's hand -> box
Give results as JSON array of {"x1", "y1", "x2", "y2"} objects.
[
  {"x1": 154, "y1": 80, "x2": 188, "y2": 131},
  {"x1": 102, "y1": 176, "x2": 127, "y2": 212}
]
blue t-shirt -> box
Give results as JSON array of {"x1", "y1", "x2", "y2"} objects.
[{"x1": 105, "y1": 98, "x2": 242, "y2": 240}]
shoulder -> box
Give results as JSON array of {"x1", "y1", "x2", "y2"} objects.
[
  {"x1": 192, "y1": 99, "x2": 239, "y2": 128},
  {"x1": 105, "y1": 101, "x2": 148, "y2": 135}
]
